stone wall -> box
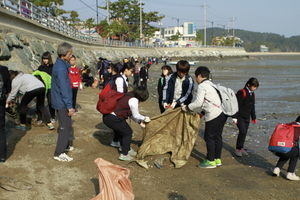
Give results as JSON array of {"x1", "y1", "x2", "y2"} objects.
[{"x1": 0, "y1": 7, "x2": 247, "y2": 74}]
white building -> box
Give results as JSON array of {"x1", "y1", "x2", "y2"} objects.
[{"x1": 163, "y1": 22, "x2": 197, "y2": 47}]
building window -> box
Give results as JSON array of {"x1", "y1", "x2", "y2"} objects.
[
  {"x1": 188, "y1": 24, "x2": 193, "y2": 34},
  {"x1": 172, "y1": 30, "x2": 174, "y2": 34}
]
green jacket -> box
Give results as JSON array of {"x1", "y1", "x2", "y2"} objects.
[{"x1": 32, "y1": 70, "x2": 51, "y2": 93}]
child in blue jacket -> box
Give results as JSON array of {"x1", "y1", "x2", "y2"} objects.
[{"x1": 162, "y1": 60, "x2": 194, "y2": 110}]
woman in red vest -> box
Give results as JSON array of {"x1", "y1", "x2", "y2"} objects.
[{"x1": 103, "y1": 86, "x2": 150, "y2": 161}]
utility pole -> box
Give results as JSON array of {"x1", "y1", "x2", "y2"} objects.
[
  {"x1": 106, "y1": 0, "x2": 109, "y2": 24},
  {"x1": 140, "y1": 0, "x2": 142, "y2": 47},
  {"x1": 230, "y1": 15, "x2": 236, "y2": 48},
  {"x1": 200, "y1": 3, "x2": 207, "y2": 47},
  {"x1": 96, "y1": 0, "x2": 98, "y2": 24}
]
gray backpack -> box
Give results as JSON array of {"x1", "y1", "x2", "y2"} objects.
[{"x1": 213, "y1": 84, "x2": 238, "y2": 117}]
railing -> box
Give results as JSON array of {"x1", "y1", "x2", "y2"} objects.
[{"x1": 0, "y1": 0, "x2": 102, "y2": 44}]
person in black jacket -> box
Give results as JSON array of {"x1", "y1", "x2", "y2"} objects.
[
  {"x1": 157, "y1": 65, "x2": 173, "y2": 113},
  {"x1": 139, "y1": 64, "x2": 150, "y2": 89},
  {"x1": 0, "y1": 65, "x2": 12, "y2": 163},
  {"x1": 81, "y1": 68, "x2": 94, "y2": 87},
  {"x1": 234, "y1": 77, "x2": 259, "y2": 157},
  {"x1": 36, "y1": 51, "x2": 56, "y2": 124}
]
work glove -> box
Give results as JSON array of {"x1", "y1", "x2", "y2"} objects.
[
  {"x1": 170, "y1": 102, "x2": 177, "y2": 109},
  {"x1": 140, "y1": 122, "x2": 146, "y2": 129},
  {"x1": 252, "y1": 119, "x2": 257, "y2": 124},
  {"x1": 163, "y1": 102, "x2": 168, "y2": 108},
  {"x1": 232, "y1": 118, "x2": 238, "y2": 124},
  {"x1": 144, "y1": 116, "x2": 151, "y2": 123}
]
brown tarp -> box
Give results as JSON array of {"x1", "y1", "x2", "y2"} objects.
[
  {"x1": 136, "y1": 107, "x2": 200, "y2": 169},
  {"x1": 92, "y1": 158, "x2": 134, "y2": 200}
]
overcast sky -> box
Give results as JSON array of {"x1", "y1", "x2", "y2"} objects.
[{"x1": 61, "y1": 0, "x2": 300, "y2": 38}]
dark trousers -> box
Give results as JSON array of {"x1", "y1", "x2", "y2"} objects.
[
  {"x1": 54, "y1": 108, "x2": 73, "y2": 156},
  {"x1": 158, "y1": 96, "x2": 165, "y2": 113},
  {"x1": 102, "y1": 73, "x2": 110, "y2": 89},
  {"x1": 0, "y1": 99, "x2": 6, "y2": 159},
  {"x1": 21, "y1": 88, "x2": 50, "y2": 124},
  {"x1": 37, "y1": 89, "x2": 55, "y2": 120},
  {"x1": 204, "y1": 112, "x2": 227, "y2": 161},
  {"x1": 236, "y1": 117, "x2": 250, "y2": 149},
  {"x1": 140, "y1": 79, "x2": 147, "y2": 89},
  {"x1": 276, "y1": 146, "x2": 299, "y2": 173},
  {"x1": 72, "y1": 88, "x2": 78, "y2": 109},
  {"x1": 103, "y1": 114, "x2": 132, "y2": 155},
  {"x1": 133, "y1": 74, "x2": 139, "y2": 87}
]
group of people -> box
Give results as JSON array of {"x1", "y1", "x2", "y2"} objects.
[
  {"x1": 156, "y1": 61, "x2": 299, "y2": 180},
  {"x1": 1, "y1": 44, "x2": 299, "y2": 181}
]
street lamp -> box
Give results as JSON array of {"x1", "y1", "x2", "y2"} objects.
[
  {"x1": 140, "y1": 0, "x2": 142, "y2": 47},
  {"x1": 159, "y1": 21, "x2": 162, "y2": 46},
  {"x1": 206, "y1": 20, "x2": 214, "y2": 37},
  {"x1": 217, "y1": 24, "x2": 226, "y2": 36},
  {"x1": 172, "y1": 17, "x2": 179, "y2": 27}
]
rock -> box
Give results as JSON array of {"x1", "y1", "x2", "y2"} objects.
[{"x1": 0, "y1": 39, "x2": 11, "y2": 60}]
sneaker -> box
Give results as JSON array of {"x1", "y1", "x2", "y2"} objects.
[
  {"x1": 286, "y1": 172, "x2": 300, "y2": 181},
  {"x1": 15, "y1": 124, "x2": 26, "y2": 130},
  {"x1": 215, "y1": 158, "x2": 222, "y2": 166},
  {"x1": 65, "y1": 146, "x2": 74, "y2": 152},
  {"x1": 47, "y1": 123, "x2": 54, "y2": 130},
  {"x1": 272, "y1": 167, "x2": 280, "y2": 176},
  {"x1": 118, "y1": 147, "x2": 136, "y2": 155},
  {"x1": 119, "y1": 154, "x2": 134, "y2": 161},
  {"x1": 0, "y1": 158, "x2": 5, "y2": 163},
  {"x1": 36, "y1": 120, "x2": 43, "y2": 126},
  {"x1": 128, "y1": 149, "x2": 137, "y2": 156},
  {"x1": 235, "y1": 148, "x2": 248, "y2": 157},
  {"x1": 110, "y1": 141, "x2": 121, "y2": 148},
  {"x1": 54, "y1": 153, "x2": 73, "y2": 162},
  {"x1": 197, "y1": 159, "x2": 217, "y2": 169},
  {"x1": 240, "y1": 148, "x2": 249, "y2": 156},
  {"x1": 51, "y1": 118, "x2": 56, "y2": 125}
]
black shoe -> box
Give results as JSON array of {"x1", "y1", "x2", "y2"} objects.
[{"x1": 0, "y1": 158, "x2": 6, "y2": 163}]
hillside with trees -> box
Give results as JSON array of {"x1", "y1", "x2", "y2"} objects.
[{"x1": 201, "y1": 27, "x2": 300, "y2": 52}]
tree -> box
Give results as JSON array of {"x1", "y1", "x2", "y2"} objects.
[
  {"x1": 85, "y1": 18, "x2": 95, "y2": 35},
  {"x1": 99, "y1": 0, "x2": 164, "y2": 42},
  {"x1": 195, "y1": 30, "x2": 203, "y2": 45},
  {"x1": 170, "y1": 31, "x2": 182, "y2": 46},
  {"x1": 69, "y1": 11, "x2": 80, "y2": 25},
  {"x1": 30, "y1": 0, "x2": 68, "y2": 18}
]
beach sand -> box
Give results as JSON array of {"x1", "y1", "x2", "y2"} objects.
[{"x1": 1, "y1": 55, "x2": 300, "y2": 200}]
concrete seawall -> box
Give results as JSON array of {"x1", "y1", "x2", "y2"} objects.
[{"x1": 0, "y1": 7, "x2": 247, "y2": 73}]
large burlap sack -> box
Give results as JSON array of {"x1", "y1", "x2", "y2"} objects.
[
  {"x1": 91, "y1": 158, "x2": 134, "y2": 200},
  {"x1": 136, "y1": 107, "x2": 200, "y2": 169}
]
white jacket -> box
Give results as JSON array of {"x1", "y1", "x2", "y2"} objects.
[
  {"x1": 187, "y1": 79, "x2": 222, "y2": 122},
  {"x1": 7, "y1": 73, "x2": 44, "y2": 102}
]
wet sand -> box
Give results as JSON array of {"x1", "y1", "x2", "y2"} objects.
[{"x1": 1, "y1": 54, "x2": 300, "y2": 199}]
